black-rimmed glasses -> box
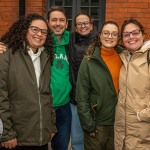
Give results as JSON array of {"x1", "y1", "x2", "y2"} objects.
[
  {"x1": 102, "y1": 30, "x2": 119, "y2": 39},
  {"x1": 122, "y1": 29, "x2": 141, "y2": 39},
  {"x1": 30, "y1": 26, "x2": 48, "y2": 36},
  {"x1": 76, "y1": 21, "x2": 91, "y2": 27}
]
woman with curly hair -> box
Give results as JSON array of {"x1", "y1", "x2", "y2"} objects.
[{"x1": 0, "y1": 13, "x2": 56, "y2": 150}]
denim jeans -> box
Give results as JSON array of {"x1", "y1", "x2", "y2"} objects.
[
  {"x1": 51, "y1": 103, "x2": 71, "y2": 150},
  {"x1": 70, "y1": 103, "x2": 84, "y2": 150}
]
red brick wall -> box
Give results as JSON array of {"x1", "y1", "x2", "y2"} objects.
[
  {"x1": 26, "y1": 0, "x2": 45, "y2": 16},
  {"x1": 0, "y1": 0, "x2": 150, "y2": 39},
  {"x1": 0, "y1": 0, "x2": 19, "y2": 36},
  {"x1": 0, "y1": 0, "x2": 45, "y2": 36},
  {"x1": 106, "y1": 0, "x2": 150, "y2": 39}
]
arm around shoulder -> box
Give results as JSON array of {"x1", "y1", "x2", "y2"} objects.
[{"x1": 0, "y1": 42, "x2": 7, "y2": 53}]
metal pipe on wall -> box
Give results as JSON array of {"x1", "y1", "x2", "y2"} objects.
[
  {"x1": 19, "y1": 0, "x2": 25, "y2": 16},
  {"x1": 99, "y1": 0, "x2": 106, "y2": 30}
]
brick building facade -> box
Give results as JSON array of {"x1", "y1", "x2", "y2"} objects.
[{"x1": 0, "y1": 0, "x2": 150, "y2": 39}]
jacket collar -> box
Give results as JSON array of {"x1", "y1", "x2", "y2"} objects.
[
  {"x1": 75, "y1": 26, "x2": 98, "y2": 44},
  {"x1": 140, "y1": 40, "x2": 150, "y2": 53},
  {"x1": 20, "y1": 48, "x2": 49, "y2": 80},
  {"x1": 52, "y1": 30, "x2": 70, "y2": 46},
  {"x1": 121, "y1": 40, "x2": 150, "y2": 58},
  {"x1": 86, "y1": 45, "x2": 124, "y2": 60}
]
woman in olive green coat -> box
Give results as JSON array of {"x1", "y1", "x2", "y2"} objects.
[
  {"x1": 76, "y1": 21, "x2": 123, "y2": 150},
  {"x1": 0, "y1": 13, "x2": 56, "y2": 150}
]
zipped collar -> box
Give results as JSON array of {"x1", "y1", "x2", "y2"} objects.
[{"x1": 91, "y1": 47, "x2": 110, "y2": 71}]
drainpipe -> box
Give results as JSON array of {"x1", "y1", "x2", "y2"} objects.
[
  {"x1": 99, "y1": 0, "x2": 106, "y2": 30},
  {"x1": 19, "y1": 0, "x2": 25, "y2": 16}
]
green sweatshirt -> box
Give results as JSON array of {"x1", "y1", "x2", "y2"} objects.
[{"x1": 50, "y1": 30, "x2": 72, "y2": 107}]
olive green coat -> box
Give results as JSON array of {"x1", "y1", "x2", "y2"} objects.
[{"x1": 0, "y1": 48, "x2": 56, "y2": 146}]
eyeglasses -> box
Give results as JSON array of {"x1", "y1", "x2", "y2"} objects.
[
  {"x1": 122, "y1": 29, "x2": 141, "y2": 39},
  {"x1": 29, "y1": 26, "x2": 48, "y2": 36},
  {"x1": 76, "y1": 21, "x2": 91, "y2": 27},
  {"x1": 102, "y1": 30, "x2": 119, "y2": 39}
]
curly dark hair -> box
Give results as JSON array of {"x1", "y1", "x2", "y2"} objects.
[{"x1": 0, "y1": 13, "x2": 54, "y2": 62}]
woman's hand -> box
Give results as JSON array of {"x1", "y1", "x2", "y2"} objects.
[
  {"x1": 89, "y1": 130, "x2": 97, "y2": 137},
  {"x1": 1, "y1": 138, "x2": 17, "y2": 149},
  {"x1": 0, "y1": 42, "x2": 6, "y2": 53},
  {"x1": 50, "y1": 132, "x2": 56, "y2": 140}
]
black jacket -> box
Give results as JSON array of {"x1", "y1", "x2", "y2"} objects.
[{"x1": 69, "y1": 27, "x2": 98, "y2": 104}]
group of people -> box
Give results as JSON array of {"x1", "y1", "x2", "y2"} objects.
[{"x1": 0, "y1": 5, "x2": 150, "y2": 150}]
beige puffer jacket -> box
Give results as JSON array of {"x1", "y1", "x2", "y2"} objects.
[{"x1": 115, "y1": 40, "x2": 150, "y2": 150}]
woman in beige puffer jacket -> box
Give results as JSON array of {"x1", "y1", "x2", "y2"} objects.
[{"x1": 115, "y1": 18, "x2": 150, "y2": 150}]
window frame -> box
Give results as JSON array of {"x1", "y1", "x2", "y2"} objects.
[{"x1": 46, "y1": 0, "x2": 106, "y2": 31}]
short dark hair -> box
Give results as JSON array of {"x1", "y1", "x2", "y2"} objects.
[
  {"x1": 47, "y1": 6, "x2": 68, "y2": 21},
  {"x1": 121, "y1": 18, "x2": 145, "y2": 38},
  {"x1": 99, "y1": 21, "x2": 119, "y2": 34}
]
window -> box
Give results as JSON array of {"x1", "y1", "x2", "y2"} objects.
[{"x1": 46, "y1": 0, "x2": 106, "y2": 31}]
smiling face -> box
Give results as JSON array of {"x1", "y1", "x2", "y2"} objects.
[
  {"x1": 75, "y1": 14, "x2": 93, "y2": 36},
  {"x1": 122, "y1": 23, "x2": 144, "y2": 53},
  {"x1": 48, "y1": 10, "x2": 68, "y2": 37},
  {"x1": 100, "y1": 24, "x2": 119, "y2": 50},
  {"x1": 27, "y1": 20, "x2": 48, "y2": 52}
]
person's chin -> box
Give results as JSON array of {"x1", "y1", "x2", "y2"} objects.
[
  {"x1": 55, "y1": 31, "x2": 64, "y2": 35},
  {"x1": 80, "y1": 32, "x2": 89, "y2": 36}
]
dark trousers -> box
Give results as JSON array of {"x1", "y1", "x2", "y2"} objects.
[
  {"x1": 51, "y1": 103, "x2": 72, "y2": 150},
  {"x1": 0, "y1": 144, "x2": 48, "y2": 150},
  {"x1": 84, "y1": 125, "x2": 114, "y2": 150}
]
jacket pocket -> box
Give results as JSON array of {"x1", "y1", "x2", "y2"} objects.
[{"x1": 89, "y1": 94, "x2": 100, "y2": 114}]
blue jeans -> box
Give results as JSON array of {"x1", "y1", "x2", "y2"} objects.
[
  {"x1": 51, "y1": 103, "x2": 71, "y2": 150},
  {"x1": 70, "y1": 103, "x2": 84, "y2": 150}
]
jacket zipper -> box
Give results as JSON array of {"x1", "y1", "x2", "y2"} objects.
[
  {"x1": 38, "y1": 75, "x2": 43, "y2": 145},
  {"x1": 28, "y1": 53, "x2": 44, "y2": 145},
  {"x1": 38, "y1": 57, "x2": 49, "y2": 145},
  {"x1": 124, "y1": 54, "x2": 131, "y2": 149},
  {"x1": 38, "y1": 90, "x2": 42, "y2": 145}
]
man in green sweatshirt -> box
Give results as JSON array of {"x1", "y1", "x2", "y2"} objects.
[{"x1": 47, "y1": 6, "x2": 72, "y2": 150}]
